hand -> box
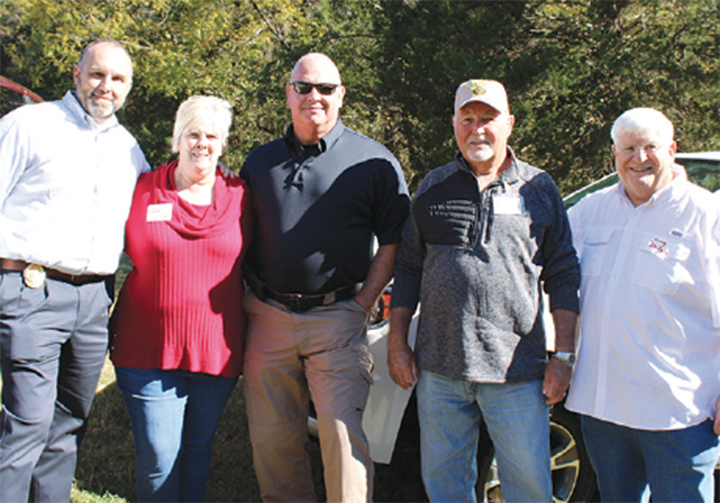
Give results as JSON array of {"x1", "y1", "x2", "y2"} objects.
[
  {"x1": 715, "y1": 395, "x2": 720, "y2": 436},
  {"x1": 543, "y1": 358, "x2": 572, "y2": 405},
  {"x1": 352, "y1": 294, "x2": 374, "y2": 313},
  {"x1": 387, "y1": 338, "x2": 418, "y2": 390}
]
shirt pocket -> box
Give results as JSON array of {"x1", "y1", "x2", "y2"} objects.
[
  {"x1": 633, "y1": 232, "x2": 693, "y2": 295},
  {"x1": 580, "y1": 227, "x2": 614, "y2": 276}
]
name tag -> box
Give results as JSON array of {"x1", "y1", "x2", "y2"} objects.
[
  {"x1": 146, "y1": 203, "x2": 173, "y2": 222},
  {"x1": 493, "y1": 195, "x2": 525, "y2": 215}
]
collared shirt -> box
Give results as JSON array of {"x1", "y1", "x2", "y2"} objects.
[
  {"x1": 0, "y1": 91, "x2": 150, "y2": 275},
  {"x1": 566, "y1": 175, "x2": 720, "y2": 430},
  {"x1": 391, "y1": 149, "x2": 580, "y2": 383},
  {"x1": 240, "y1": 119, "x2": 410, "y2": 295}
]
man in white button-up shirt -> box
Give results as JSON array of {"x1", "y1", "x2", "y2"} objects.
[
  {"x1": 566, "y1": 107, "x2": 720, "y2": 503},
  {"x1": 0, "y1": 40, "x2": 150, "y2": 502}
]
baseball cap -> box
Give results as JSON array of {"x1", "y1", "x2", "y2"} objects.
[{"x1": 454, "y1": 79, "x2": 509, "y2": 115}]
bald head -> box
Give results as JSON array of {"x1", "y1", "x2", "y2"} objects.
[{"x1": 290, "y1": 53, "x2": 342, "y2": 85}]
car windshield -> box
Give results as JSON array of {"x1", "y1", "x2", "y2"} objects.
[{"x1": 682, "y1": 160, "x2": 720, "y2": 192}]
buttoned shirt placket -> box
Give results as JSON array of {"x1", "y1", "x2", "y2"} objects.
[{"x1": 593, "y1": 200, "x2": 644, "y2": 416}]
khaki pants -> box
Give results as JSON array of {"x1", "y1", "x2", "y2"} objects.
[{"x1": 243, "y1": 290, "x2": 374, "y2": 503}]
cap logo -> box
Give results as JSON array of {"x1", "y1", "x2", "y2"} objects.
[{"x1": 470, "y1": 80, "x2": 487, "y2": 96}]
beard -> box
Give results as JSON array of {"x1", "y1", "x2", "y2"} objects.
[
  {"x1": 464, "y1": 136, "x2": 494, "y2": 162},
  {"x1": 80, "y1": 92, "x2": 117, "y2": 122}
]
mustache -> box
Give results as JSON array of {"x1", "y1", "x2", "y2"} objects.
[{"x1": 466, "y1": 135, "x2": 491, "y2": 145}]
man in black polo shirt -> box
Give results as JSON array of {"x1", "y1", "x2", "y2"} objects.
[{"x1": 240, "y1": 52, "x2": 409, "y2": 502}]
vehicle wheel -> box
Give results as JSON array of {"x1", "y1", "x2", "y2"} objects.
[{"x1": 477, "y1": 405, "x2": 598, "y2": 503}]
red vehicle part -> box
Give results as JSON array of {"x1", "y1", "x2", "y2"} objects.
[{"x1": 0, "y1": 75, "x2": 44, "y2": 103}]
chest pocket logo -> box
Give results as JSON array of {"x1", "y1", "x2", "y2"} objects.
[{"x1": 633, "y1": 231, "x2": 693, "y2": 295}]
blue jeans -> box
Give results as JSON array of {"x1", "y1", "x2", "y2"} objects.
[
  {"x1": 581, "y1": 415, "x2": 719, "y2": 503},
  {"x1": 416, "y1": 370, "x2": 552, "y2": 503},
  {"x1": 115, "y1": 367, "x2": 237, "y2": 502}
]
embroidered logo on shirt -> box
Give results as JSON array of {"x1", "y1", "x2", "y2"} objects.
[
  {"x1": 642, "y1": 233, "x2": 691, "y2": 261},
  {"x1": 147, "y1": 203, "x2": 173, "y2": 222},
  {"x1": 647, "y1": 237, "x2": 668, "y2": 258}
]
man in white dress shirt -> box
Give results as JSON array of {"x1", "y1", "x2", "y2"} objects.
[
  {"x1": 0, "y1": 39, "x2": 149, "y2": 501},
  {"x1": 566, "y1": 107, "x2": 720, "y2": 503}
]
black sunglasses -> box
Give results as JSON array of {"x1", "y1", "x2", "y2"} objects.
[{"x1": 290, "y1": 81, "x2": 339, "y2": 96}]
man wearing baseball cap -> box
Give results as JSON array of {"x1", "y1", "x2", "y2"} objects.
[{"x1": 388, "y1": 79, "x2": 580, "y2": 501}]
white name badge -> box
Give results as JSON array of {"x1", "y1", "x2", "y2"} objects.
[
  {"x1": 493, "y1": 195, "x2": 525, "y2": 215},
  {"x1": 146, "y1": 203, "x2": 173, "y2": 222}
]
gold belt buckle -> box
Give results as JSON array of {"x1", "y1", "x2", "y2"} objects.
[{"x1": 23, "y1": 263, "x2": 46, "y2": 289}]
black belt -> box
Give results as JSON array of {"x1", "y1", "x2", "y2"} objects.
[{"x1": 255, "y1": 284, "x2": 359, "y2": 313}]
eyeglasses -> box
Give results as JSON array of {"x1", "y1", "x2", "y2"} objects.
[{"x1": 290, "y1": 81, "x2": 339, "y2": 96}]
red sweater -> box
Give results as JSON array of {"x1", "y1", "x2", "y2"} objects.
[{"x1": 110, "y1": 162, "x2": 252, "y2": 377}]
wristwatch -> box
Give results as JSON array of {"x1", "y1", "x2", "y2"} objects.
[{"x1": 552, "y1": 351, "x2": 576, "y2": 367}]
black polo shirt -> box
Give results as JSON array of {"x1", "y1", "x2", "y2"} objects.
[{"x1": 240, "y1": 119, "x2": 410, "y2": 295}]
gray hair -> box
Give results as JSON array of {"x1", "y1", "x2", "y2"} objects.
[
  {"x1": 610, "y1": 108, "x2": 674, "y2": 144},
  {"x1": 171, "y1": 96, "x2": 233, "y2": 153}
]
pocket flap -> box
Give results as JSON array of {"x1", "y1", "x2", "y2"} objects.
[{"x1": 583, "y1": 226, "x2": 614, "y2": 245}]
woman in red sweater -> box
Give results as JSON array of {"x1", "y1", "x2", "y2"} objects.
[{"x1": 110, "y1": 95, "x2": 251, "y2": 502}]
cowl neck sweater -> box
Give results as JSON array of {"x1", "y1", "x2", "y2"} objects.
[
  {"x1": 152, "y1": 160, "x2": 239, "y2": 238},
  {"x1": 110, "y1": 161, "x2": 251, "y2": 377}
]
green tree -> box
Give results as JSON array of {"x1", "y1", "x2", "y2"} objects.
[
  {"x1": 517, "y1": 0, "x2": 720, "y2": 191},
  {"x1": 2, "y1": 0, "x2": 717, "y2": 192},
  {"x1": 0, "y1": 0, "x2": 311, "y2": 168},
  {"x1": 373, "y1": 0, "x2": 530, "y2": 189},
  {"x1": 372, "y1": 0, "x2": 719, "y2": 193}
]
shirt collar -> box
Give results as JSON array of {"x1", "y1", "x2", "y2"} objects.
[
  {"x1": 284, "y1": 118, "x2": 346, "y2": 157},
  {"x1": 454, "y1": 146, "x2": 520, "y2": 189},
  {"x1": 65, "y1": 90, "x2": 119, "y2": 130}
]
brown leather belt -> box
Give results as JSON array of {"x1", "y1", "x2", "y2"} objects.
[{"x1": 0, "y1": 258, "x2": 110, "y2": 286}]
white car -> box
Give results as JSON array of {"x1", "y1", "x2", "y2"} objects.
[{"x1": 310, "y1": 152, "x2": 720, "y2": 503}]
